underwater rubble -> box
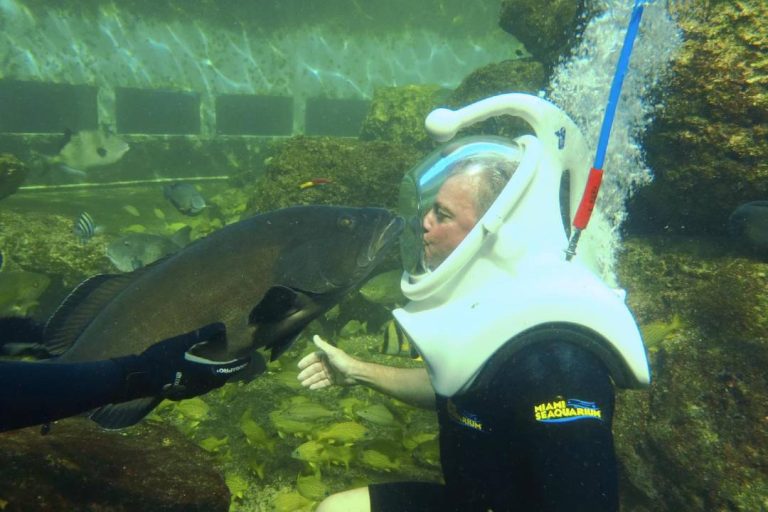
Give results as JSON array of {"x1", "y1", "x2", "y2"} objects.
[{"x1": 0, "y1": 418, "x2": 230, "y2": 512}]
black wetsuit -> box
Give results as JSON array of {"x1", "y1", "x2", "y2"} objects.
[
  {"x1": 0, "y1": 357, "x2": 145, "y2": 432},
  {"x1": 0, "y1": 319, "x2": 250, "y2": 433},
  {"x1": 370, "y1": 325, "x2": 618, "y2": 511}
]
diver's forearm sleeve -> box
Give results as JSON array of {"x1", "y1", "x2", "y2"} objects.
[{"x1": 0, "y1": 359, "x2": 125, "y2": 432}]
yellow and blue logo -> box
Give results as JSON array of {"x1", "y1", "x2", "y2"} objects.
[
  {"x1": 533, "y1": 398, "x2": 602, "y2": 423},
  {"x1": 446, "y1": 399, "x2": 484, "y2": 432}
]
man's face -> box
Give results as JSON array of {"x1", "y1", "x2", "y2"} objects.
[{"x1": 422, "y1": 174, "x2": 481, "y2": 270}]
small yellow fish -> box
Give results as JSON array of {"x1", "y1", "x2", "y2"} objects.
[
  {"x1": 198, "y1": 435, "x2": 229, "y2": 452},
  {"x1": 291, "y1": 440, "x2": 326, "y2": 464},
  {"x1": 225, "y1": 472, "x2": 248, "y2": 500},
  {"x1": 273, "y1": 490, "x2": 314, "y2": 512},
  {"x1": 402, "y1": 431, "x2": 438, "y2": 450},
  {"x1": 296, "y1": 473, "x2": 328, "y2": 501},
  {"x1": 281, "y1": 402, "x2": 336, "y2": 421},
  {"x1": 339, "y1": 397, "x2": 366, "y2": 418},
  {"x1": 173, "y1": 397, "x2": 209, "y2": 421},
  {"x1": 356, "y1": 403, "x2": 397, "y2": 427},
  {"x1": 299, "y1": 178, "x2": 332, "y2": 190},
  {"x1": 122, "y1": 204, "x2": 140, "y2": 217},
  {"x1": 243, "y1": 453, "x2": 266, "y2": 479},
  {"x1": 339, "y1": 319, "x2": 367, "y2": 337},
  {"x1": 413, "y1": 438, "x2": 441, "y2": 468},
  {"x1": 641, "y1": 314, "x2": 684, "y2": 350},
  {"x1": 240, "y1": 409, "x2": 276, "y2": 452},
  {"x1": 323, "y1": 444, "x2": 354, "y2": 470},
  {"x1": 271, "y1": 369, "x2": 304, "y2": 390},
  {"x1": 270, "y1": 411, "x2": 316, "y2": 438},
  {"x1": 360, "y1": 449, "x2": 400, "y2": 472},
  {"x1": 123, "y1": 224, "x2": 147, "y2": 233},
  {"x1": 315, "y1": 421, "x2": 369, "y2": 444}
]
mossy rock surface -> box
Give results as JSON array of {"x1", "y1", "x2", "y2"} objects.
[
  {"x1": 498, "y1": 0, "x2": 591, "y2": 70},
  {"x1": 0, "y1": 418, "x2": 230, "y2": 512},
  {"x1": 446, "y1": 58, "x2": 547, "y2": 139},
  {"x1": 240, "y1": 136, "x2": 423, "y2": 215},
  {"x1": 628, "y1": 0, "x2": 768, "y2": 235},
  {"x1": 0, "y1": 153, "x2": 29, "y2": 200},
  {"x1": 359, "y1": 85, "x2": 448, "y2": 151},
  {"x1": 614, "y1": 235, "x2": 768, "y2": 511}
]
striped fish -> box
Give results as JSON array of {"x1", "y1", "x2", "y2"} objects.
[{"x1": 73, "y1": 211, "x2": 96, "y2": 244}]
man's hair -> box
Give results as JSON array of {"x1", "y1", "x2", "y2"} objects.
[{"x1": 449, "y1": 155, "x2": 518, "y2": 216}]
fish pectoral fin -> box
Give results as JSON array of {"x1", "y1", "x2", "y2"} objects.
[
  {"x1": 233, "y1": 351, "x2": 268, "y2": 381},
  {"x1": 249, "y1": 285, "x2": 306, "y2": 324},
  {"x1": 89, "y1": 396, "x2": 163, "y2": 430},
  {"x1": 269, "y1": 333, "x2": 301, "y2": 362}
]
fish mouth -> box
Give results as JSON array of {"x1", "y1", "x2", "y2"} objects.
[{"x1": 363, "y1": 215, "x2": 404, "y2": 265}]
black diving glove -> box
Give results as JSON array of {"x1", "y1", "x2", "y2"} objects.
[{"x1": 115, "y1": 323, "x2": 251, "y2": 401}]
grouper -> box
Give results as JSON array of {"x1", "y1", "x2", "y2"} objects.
[{"x1": 46, "y1": 205, "x2": 403, "y2": 428}]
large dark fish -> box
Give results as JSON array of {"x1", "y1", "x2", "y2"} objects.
[{"x1": 45, "y1": 205, "x2": 403, "y2": 428}]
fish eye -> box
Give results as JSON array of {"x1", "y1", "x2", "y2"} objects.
[
  {"x1": 97, "y1": 147, "x2": 107, "y2": 157},
  {"x1": 338, "y1": 216, "x2": 355, "y2": 230}
]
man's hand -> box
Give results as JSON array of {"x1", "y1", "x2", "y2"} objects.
[{"x1": 297, "y1": 335, "x2": 358, "y2": 390}]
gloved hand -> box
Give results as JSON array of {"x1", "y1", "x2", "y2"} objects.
[{"x1": 117, "y1": 323, "x2": 252, "y2": 401}]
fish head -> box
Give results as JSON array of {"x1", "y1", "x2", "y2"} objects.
[
  {"x1": 187, "y1": 195, "x2": 207, "y2": 215},
  {"x1": 272, "y1": 206, "x2": 404, "y2": 295},
  {"x1": 106, "y1": 234, "x2": 170, "y2": 272},
  {"x1": 97, "y1": 127, "x2": 130, "y2": 163}
]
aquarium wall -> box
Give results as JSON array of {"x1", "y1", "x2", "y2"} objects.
[{"x1": 0, "y1": 0, "x2": 518, "y2": 140}]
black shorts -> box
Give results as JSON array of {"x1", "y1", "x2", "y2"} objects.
[{"x1": 369, "y1": 481, "x2": 448, "y2": 512}]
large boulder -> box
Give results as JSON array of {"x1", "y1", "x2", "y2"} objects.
[
  {"x1": 614, "y1": 236, "x2": 768, "y2": 510},
  {"x1": 238, "y1": 136, "x2": 424, "y2": 215},
  {"x1": 446, "y1": 58, "x2": 547, "y2": 139},
  {"x1": 0, "y1": 418, "x2": 230, "y2": 512},
  {"x1": 359, "y1": 58, "x2": 546, "y2": 151},
  {"x1": 627, "y1": 1, "x2": 768, "y2": 235},
  {"x1": 498, "y1": 0, "x2": 592, "y2": 71},
  {"x1": 359, "y1": 85, "x2": 448, "y2": 151}
]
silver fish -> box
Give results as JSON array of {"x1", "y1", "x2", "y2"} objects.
[{"x1": 48, "y1": 127, "x2": 129, "y2": 176}]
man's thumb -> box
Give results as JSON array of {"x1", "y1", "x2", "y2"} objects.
[{"x1": 312, "y1": 335, "x2": 333, "y2": 353}]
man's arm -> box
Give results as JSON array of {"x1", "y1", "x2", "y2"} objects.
[{"x1": 297, "y1": 335, "x2": 435, "y2": 409}]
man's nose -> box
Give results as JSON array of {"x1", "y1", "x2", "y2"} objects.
[{"x1": 422, "y1": 210, "x2": 434, "y2": 231}]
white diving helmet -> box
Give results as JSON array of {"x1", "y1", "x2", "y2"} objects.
[{"x1": 393, "y1": 93, "x2": 650, "y2": 397}]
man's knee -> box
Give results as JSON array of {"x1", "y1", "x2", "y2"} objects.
[{"x1": 316, "y1": 486, "x2": 371, "y2": 512}]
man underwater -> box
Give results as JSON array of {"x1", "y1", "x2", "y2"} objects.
[{"x1": 297, "y1": 94, "x2": 649, "y2": 512}]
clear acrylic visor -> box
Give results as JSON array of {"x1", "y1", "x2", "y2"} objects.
[{"x1": 398, "y1": 136, "x2": 523, "y2": 276}]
